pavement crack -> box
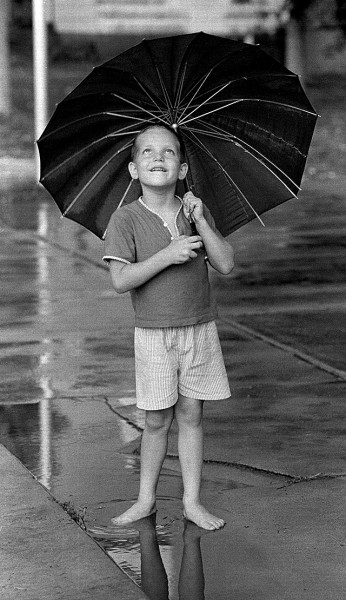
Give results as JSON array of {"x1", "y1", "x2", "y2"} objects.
[
  {"x1": 279, "y1": 471, "x2": 346, "y2": 488},
  {"x1": 103, "y1": 397, "x2": 143, "y2": 433},
  {"x1": 103, "y1": 399, "x2": 346, "y2": 487}
]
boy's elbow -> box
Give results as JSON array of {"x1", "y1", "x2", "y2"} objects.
[
  {"x1": 218, "y1": 259, "x2": 234, "y2": 275},
  {"x1": 218, "y1": 249, "x2": 235, "y2": 275},
  {"x1": 112, "y1": 277, "x2": 133, "y2": 294},
  {"x1": 109, "y1": 262, "x2": 131, "y2": 294},
  {"x1": 209, "y1": 252, "x2": 234, "y2": 275},
  {"x1": 112, "y1": 282, "x2": 127, "y2": 294},
  {"x1": 110, "y1": 275, "x2": 129, "y2": 294}
]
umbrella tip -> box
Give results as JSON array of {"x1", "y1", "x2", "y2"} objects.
[{"x1": 172, "y1": 123, "x2": 178, "y2": 132}]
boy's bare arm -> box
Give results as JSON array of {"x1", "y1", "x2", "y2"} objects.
[
  {"x1": 183, "y1": 192, "x2": 234, "y2": 275},
  {"x1": 109, "y1": 235, "x2": 203, "y2": 294}
]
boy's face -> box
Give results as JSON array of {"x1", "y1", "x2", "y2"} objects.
[{"x1": 128, "y1": 127, "x2": 188, "y2": 190}]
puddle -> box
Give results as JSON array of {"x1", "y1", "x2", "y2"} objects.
[
  {"x1": 88, "y1": 505, "x2": 236, "y2": 600},
  {"x1": 86, "y1": 495, "x2": 279, "y2": 600}
]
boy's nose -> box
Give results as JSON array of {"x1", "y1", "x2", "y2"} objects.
[{"x1": 153, "y1": 152, "x2": 164, "y2": 161}]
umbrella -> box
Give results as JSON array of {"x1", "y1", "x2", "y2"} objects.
[{"x1": 38, "y1": 32, "x2": 318, "y2": 239}]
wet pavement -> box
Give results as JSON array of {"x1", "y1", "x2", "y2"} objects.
[{"x1": 1, "y1": 152, "x2": 346, "y2": 598}]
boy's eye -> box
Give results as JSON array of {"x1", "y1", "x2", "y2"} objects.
[
  {"x1": 165, "y1": 149, "x2": 174, "y2": 154},
  {"x1": 143, "y1": 148, "x2": 152, "y2": 155}
]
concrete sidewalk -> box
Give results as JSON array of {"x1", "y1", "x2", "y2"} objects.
[{"x1": 0, "y1": 444, "x2": 148, "y2": 600}]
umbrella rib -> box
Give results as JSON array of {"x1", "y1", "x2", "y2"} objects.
[
  {"x1": 180, "y1": 97, "x2": 317, "y2": 126},
  {"x1": 180, "y1": 71, "x2": 310, "y2": 109},
  {"x1": 195, "y1": 109, "x2": 309, "y2": 162},
  {"x1": 40, "y1": 112, "x2": 157, "y2": 142},
  {"x1": 177, "y1": 51, "x2": 295, "y2": 111},
  {"x1": 205, "y1": 97, "x2": 317, "y2": 117},
  {"x1": 108, "y1": 91, "x2": 169, "y2": 125},
  {"x1": 101, "y1": 178, "x2": 135, "y2": 240},
  {"x1": 173, "y1": 61, "x2": 187, "y2": 121},
  {"x1": 153, "y1": 64, "x2": 174, "y2": 113},
  {"x1": 62, "y1": 140, "x2": 134, "y2": 217},
  {"x1": 141, "y1": 38, "x2": 174, "y2": 113},
  {"x1": 40, "y1": 128, "x2": 144, "y2": 181},
  {"x1": 131, "y1": 75, "x2": 169, "y2": 120},
  {"x1": 177, "y1": 70, "x2": 213, "y2": 123},
  {"x1": 188, "y1": 120, "x2": 301, "y2": 193},
  {"x1": 177, "y1": 48, "x2": 250, "y2": 107},
  {"x1": 183, "y1": 129, "x2": 266, "y2": 226},
  {"x1": 178, "y1": 80, "x2": 234, "y2": 126}
]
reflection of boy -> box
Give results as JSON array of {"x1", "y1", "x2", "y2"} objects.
[
  {"x1": 104, "y1": 125, "x2": 234, "y2": 530},
  {"x1": 134, "y1": 513, "x2": 206, "y2": 600}
]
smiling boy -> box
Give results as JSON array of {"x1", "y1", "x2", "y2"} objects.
[{"x1": 103, "y1": 125, "x2": 234, "y2": 530}]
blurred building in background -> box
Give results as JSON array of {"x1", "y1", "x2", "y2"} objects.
[
  {"x1": 9, "y1": 0, "x2": 346, "y2": 79},
  {"x1": 54, "y1": 0, "x2": 286, "y2": 39},
  {"x1": 52, "y1": 0, "x2": 287, "y2": 60}
]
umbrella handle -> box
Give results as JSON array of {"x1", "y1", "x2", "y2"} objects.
[
  {"x1": 182, "y1": 177, "x2": 197, "y2": 235},
  {"x1": 182, "y1": 175, "x2": 198, "y2": 234}
]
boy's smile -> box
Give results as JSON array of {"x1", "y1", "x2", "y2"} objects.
[{"x1": 129, "y1": 127, "x2": 188, "y2": 191}]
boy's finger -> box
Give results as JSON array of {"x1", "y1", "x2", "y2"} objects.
[
  {"x1": 189, "y1": 235, "x2": 202, "y2": 242},
  {"x1": 190, "y1": 240, "x2": 203, "y2": 249}
]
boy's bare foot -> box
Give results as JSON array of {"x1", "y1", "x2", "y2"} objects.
[
  {"x1": 183, "y1": 520, "x2": 209, "y2": 542},
  {"x1": 183, "y1": 502, "x2": 225, "y2": 531},
  {"x1": 111, "y1": 501, "x2": 156, "y2": 526},
  {"x1": 132, "y1": 512, "x2": 157, "y2": 533}
]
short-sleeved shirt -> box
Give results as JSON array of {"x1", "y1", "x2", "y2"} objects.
[{"x1": 103, "y1": 197, "x2": 218, "y2": 328}]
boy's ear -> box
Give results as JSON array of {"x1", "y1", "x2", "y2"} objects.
[
  {"x1": 178, "y1": 162, "x2": 188, "y2": 180},
  {"x1": 128, "y1": 162, "x2": 139, "y2": 179}
]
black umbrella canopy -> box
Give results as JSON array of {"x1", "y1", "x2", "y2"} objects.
[{"x1": 38, "y1": 32, "x2": 318, "y2": 239}]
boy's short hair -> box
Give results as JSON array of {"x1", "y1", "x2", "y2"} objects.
[{"x1": 131, "y1": 123, "x2": 185, "y2": 162}]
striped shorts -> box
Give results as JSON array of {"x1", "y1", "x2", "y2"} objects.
[{"x1": 134, "y1": 321, "x2": 231, "y2": 411}]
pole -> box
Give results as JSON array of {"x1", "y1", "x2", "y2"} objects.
[
  {"x1": 0, "y1": 0, "x2": 11, "y2": 116},
  {"x1": 32, "y1": 0, "x2": 49, "y2": 180}
]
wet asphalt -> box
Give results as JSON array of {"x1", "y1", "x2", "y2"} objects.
[{"x1": 1, "y1": 157, "x2": 346, "y2": 599}]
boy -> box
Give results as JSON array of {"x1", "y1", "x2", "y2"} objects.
[{"x1": 103, "y1": 125, "x2": 234, "y2": 530}]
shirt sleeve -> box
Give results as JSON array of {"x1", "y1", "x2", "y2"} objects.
[{"x1": 102, "y1": 208, "x2": 136, "y2": 264}]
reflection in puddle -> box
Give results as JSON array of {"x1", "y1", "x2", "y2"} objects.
[{"x1": 90, "y1": 513, "x2": 208, "y2": 600}]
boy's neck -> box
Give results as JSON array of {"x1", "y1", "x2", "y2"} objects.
[{"x1": 141, "y1": 188, "x2": 180, "y2": 211}]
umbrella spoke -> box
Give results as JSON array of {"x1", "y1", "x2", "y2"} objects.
[
  {"x1": 101, "y1": 178, "x2": 135, "y2": 239},
  {"x1": 132, "y1": 75, "x2": 169, "y2": 120},
  {"x1": 62, "y1": 140, "x2": 134, "y2": 217},
  {"x1": 187, "y1": 119, "x2": 301, "y2": 194},
  {"x1": 177, "y1": 47, "x2": 288, "y2": 108},
  {"x1": 173, "y1": 61, "x2": 187, "y2": 122},
  {"x1": 177, "y1": 46, "x2": 247, "y2": 106},
  {"x1": 40, "y1": 112, "x2": 158, "y2": 142},
  {"x1": 177, "y1": 70, "x2": 213, "y2": 124},
  {"x1": 184, "y1": 129, "x2": 266, "y2": 226},
  {"x1": 180, "y1": 97, "x2": 317, "y2": 126},
  {"x1": 153, "y1": 65, "x2": 174, "y2": 113},
  {"x1": 180, "y1": 72, "x2": 288, "y2": 106},
  {"x1": 108, "y1": 91, "x2": 170, "y2": 125},
  {"x1": 178, "y1": 81, "x2": 237, "y2": 125},
  {"x1": 42, "y1": 132, "x2": 137, "y2": 181}
]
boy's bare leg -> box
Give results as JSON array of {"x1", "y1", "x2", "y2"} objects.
[
  {"x1": 111, "y1": 407, "x2": 174, "y2": 525},
  {"x1": 175, "y1": 395, "x2": 225, "y2": 530}
]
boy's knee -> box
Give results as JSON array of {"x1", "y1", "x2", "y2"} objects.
[
  {"x1": 176, "y1": 397, "x2": 203, "y2": 428},
  {"x1": 145, "y1": 408, "x2": 173, "y2": 433}
]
